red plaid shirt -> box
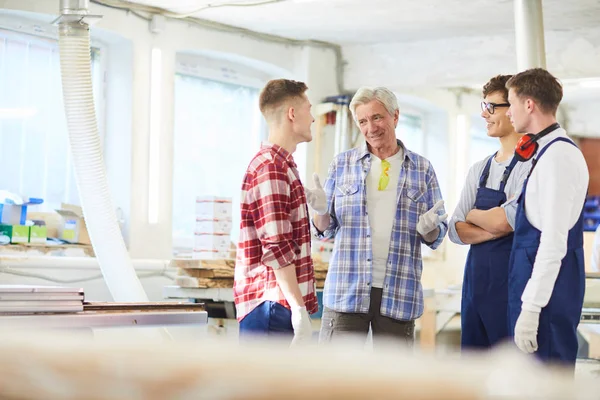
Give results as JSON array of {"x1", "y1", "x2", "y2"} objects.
[{"x1": 234, "y1": 143, "x2": 318, "y2": 321}]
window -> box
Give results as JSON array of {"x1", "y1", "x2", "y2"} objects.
[
  {"x1": 395, "y1": 108, "x2": 449, "y2": 199},
  {"x1": 172, "y1": 74, "x2": 265, "y2": 250},
  {"x1": 0, "y1": 29, "x2": 104, "y2": 210},
  {"x1": 397, "y1": 112, "x2": 424, "y2": 155},
  {"x1": 469, "y1": 114, "x2": 497, "y2": 166}
]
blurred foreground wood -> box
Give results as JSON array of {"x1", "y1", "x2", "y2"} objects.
[{"x1": 0, "y1": 331, "x2": 597, "y2": 400}]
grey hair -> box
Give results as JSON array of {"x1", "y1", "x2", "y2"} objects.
[{"x1": 349, "y1": 87, "x2": 399, "y2": 122}]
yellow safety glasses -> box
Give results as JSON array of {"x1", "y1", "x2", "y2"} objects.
[{"x1": 378, "y1": 159, "x2": 390, "y2": 191}]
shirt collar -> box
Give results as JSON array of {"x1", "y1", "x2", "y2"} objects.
[
  {"x1": 535, "y1": 126, "x2": 566, "y2": 149},
  {"x1": 261, "y1": 142, "x2": 296, "y2": 167},
  {"x1": 358, "y1": 139, "x2": 416, "y2": 166}
]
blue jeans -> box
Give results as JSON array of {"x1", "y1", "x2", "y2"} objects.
[{"x1": 239, "y1": 301, "x2": 294, "y2": 342}]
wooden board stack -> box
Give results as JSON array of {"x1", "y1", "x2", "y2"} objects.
[
  {"x1": 171, "y1": 259, "x2": 235, "y2": 289},
  {"x1": 313, "y1": 257, "x2": 328, "y2": 289},
  {"x1": 172, "y1": 257, "x2": 329, "y2": 289}
]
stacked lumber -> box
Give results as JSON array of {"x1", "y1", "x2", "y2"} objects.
[
  {"x1": 171, "y1": 259, "x2": 235, "y2": 289},
  {"x1": 171, "y1": 257, "x2": 330, "y2": 290},
  {"x1": 313, "y1": 257, "x2": 328, "y2": 289}
]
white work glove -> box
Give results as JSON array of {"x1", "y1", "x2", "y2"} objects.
[
  {"x1": 416, "y1": 200, "x2": 448, "y2": 236},
  {"x1": 305, "y1": 173, "x2": 327, "y2": 215},
  {"x1": 290, "y1": 306, "x2": 313, "y2": 346},
  {"x1": 514, "y1": 309, "x2": 540, "y2": 354}
]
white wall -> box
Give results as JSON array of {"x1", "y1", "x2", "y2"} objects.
[
  {"x1": 563, "y1": 99, "x2": 600, "y2": 138},
  {"x1": 295, "y1": 46, "x2": 340, "y2": 184}
]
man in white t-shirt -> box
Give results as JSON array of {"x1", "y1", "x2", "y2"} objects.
[{"x1": 306, "y1": 87, "x2": 447, "y2": 347}]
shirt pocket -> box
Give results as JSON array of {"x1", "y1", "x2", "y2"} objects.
[
  {"x1": 405, "y1": 188, "x2": 426, "y2": 203},
  {"x1": 335, "y1": 182, "x2": 360, "y2": 196},
  {"x1": 404, "y1": 186, "x2": 429, "y2": 220},
  {"x1": 334, "y1": 182, "x2": 361, "y2": 223}
]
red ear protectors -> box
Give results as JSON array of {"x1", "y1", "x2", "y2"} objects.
[
  {"x1": 514, "y1": 134, "x2": 538, "y2": 162},
  {"x1": 514, "y1": 123, "x2": 561, "y2": 162}
]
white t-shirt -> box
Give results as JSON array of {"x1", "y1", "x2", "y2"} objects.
[{"x1": 366, "y1": 149, "x2": 404, "y2": 288}]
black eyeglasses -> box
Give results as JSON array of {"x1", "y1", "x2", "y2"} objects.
[{"x1": 481, "y1": 101, "x2": 510, "y2": 114}]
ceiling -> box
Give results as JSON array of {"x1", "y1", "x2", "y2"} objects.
[
  {"x1": 127, "y1": 0, "x2": 600, "y2": 45},
  {"x1": 122, "y1": 0, "x2": 600, "y2": 94}
]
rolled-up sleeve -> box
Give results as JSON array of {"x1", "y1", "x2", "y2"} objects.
[
  {"x1": 500, "y1": 194, "x2": 519, "y2": 230},
  {"x1": 314, "y1": 158, "x2": 339, "y2": 239},
  {"x1": 424, "y1": 164, "x2": 447, "y2": 250},
  {"x1": 448, "y1": 164, "x2": 479, "y2": 245},
  {"x1": 251, "y1": 163, "x2": 297, "y2": 270},
  {"x1": 500, "y1": 160, "x2": 531, "y2": 230}
]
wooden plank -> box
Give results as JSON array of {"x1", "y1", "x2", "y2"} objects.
[
  {"x1": 313, "y1": 259, "x2": 329, "y2": 272},
  {"x1": 177, "y1": 268, "x2": 234, "y2": 279},
  {"x1": 177, "y1": 268, "x2": 214, "y2": 278},
  {"x1": 314, "y1": 271, "x2": 327, "y2": 280},
  {"x1": 175, "y1": 276, "x2": 233, "y2": 289},
  {"x1": 172, "y1": 257, "x2": 330, "y2": 273},
  {"x1": 171, "y1": 259, "x2": 235, "y2": 270},
  {"x1": 0, "y1": 243, "x2": 95, "y2": 257},
  {"x1": 419, "y1": 296, "x2": 436, "y2": 351}
]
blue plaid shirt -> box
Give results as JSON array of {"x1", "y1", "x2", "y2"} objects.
[{"x1": 317, "y1": 140, "x2": 447, "y2": 321}]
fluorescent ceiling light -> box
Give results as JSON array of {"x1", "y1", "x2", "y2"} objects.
[{"x1": 148, "y1": 47, "x2": 162, "y2": 225}]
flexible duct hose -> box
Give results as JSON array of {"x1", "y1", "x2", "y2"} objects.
[{"x1": 58, "y1": 22, "x2": 149, "y2": 302}]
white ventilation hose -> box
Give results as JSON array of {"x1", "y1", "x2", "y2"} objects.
[{"x1": 58, "y1": 22, "x2": 149, "y2": 303}]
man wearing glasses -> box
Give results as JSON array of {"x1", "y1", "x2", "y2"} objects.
[
  {"x1": 448, "y1": 75, "x2": 532, "y2": 350},
  {"x1": 306, "y1": 86, "x2": 447, "y2": 347}
]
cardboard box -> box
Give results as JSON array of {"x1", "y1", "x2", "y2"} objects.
[
  {"x1": 27, "y1": 212, "x2": 62, "y2": 239},
  {"x1": 0, "y1": 197, "x2": 43, "y2": 225},
  {"x1": 0, "y1": 224, "x2": 30, "y2": 243},
  {"x1": 55, "y1": 204, "x2": 91, "y2": 245},
  {"x1": 192, "y1": 249, "x2": 231, "y2": 260},
  {"x1": 0, "y1": 225, "x2": 11, "y2": 244},
  {"x1": 29, "y1": 225, "x2": 48, "y2": 244},
  {"x1": 195, "y1": 218, "x2": 233, "y2": 234},
  {"x1": 193, "y1": 233, "x2": 230, "y2": 253},
  {"x1": 0, "y1": 204, "x2": 26, "y2": 226},
  {"x1": 195, "y1": 196, "x2": 232, "y2": 219}
]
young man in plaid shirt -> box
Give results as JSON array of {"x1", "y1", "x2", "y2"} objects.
[{"x1": 234, "y1": 79, "x2": 318, "y2": 345}]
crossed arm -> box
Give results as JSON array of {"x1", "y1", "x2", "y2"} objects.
[
  {"x1": 463, "y1": 207, "x2": 513, "y2": 243},
  {"x1": 448, "y1": 160, "x2": 525, "y2": 245}
]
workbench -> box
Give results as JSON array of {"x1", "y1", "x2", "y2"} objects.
[{"x1": 1, "y1": 302, "x2": 208, "y2": 329}]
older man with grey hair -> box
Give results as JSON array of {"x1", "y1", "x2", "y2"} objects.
[{"x1": 305, "y1": 86, "x2": 448, "y2": 346}]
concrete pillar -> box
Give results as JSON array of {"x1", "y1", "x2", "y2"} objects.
[{"x1": 514, "y1": 0, "x2": 547, "y2": 70}]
